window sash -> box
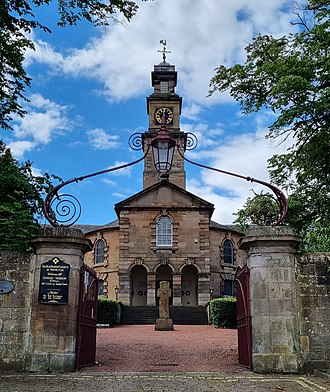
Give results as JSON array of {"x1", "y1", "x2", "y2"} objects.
[
  {"x1": 223, "y1": 240, "x2": 234, "y2": 264},
  {"x1": 156, "y1": 217, "x2": 172, "y2": 247},
  {"x1": 98, "y1": 280, "x2": 104, "y2": 296},
  {"x1": 223, "y1": 280, "x2": 233, "y2": 296},
  {"x1": 95, "y1": 240, "x2": 105, "y2": 264},
  {"x1": 160, "y1": 81, "x2": 168, "y2": 93}
]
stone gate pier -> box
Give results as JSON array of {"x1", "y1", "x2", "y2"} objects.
[
  {"x1": 240, "y1": 227, "x2": 302, "y2": 373},
  {"x1": 27, "y1": 227, "x2": 92, "y2": 372}
]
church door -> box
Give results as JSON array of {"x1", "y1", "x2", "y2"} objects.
[
  {"x1": 131, "y1": 265, "x2": 147, "y2": 306},
  {"x1": 181, "y1": 265, "x2": 198, "y2": 306},
  {"x1": 156, "y1": 265, "x2": 173, "y2": 306}
]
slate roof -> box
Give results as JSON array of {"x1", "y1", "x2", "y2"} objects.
[
  {"x1": 74, "y1": 220, "x2": 119, "y2": 234},
  {"x1": 209, "y1": 221, "x2": 245, "y2": 235},
  {"x1": 79, "y1": 219, "x2": 244, "y2": 236}
]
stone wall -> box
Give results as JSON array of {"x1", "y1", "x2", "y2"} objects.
[
  {"x1": 297, "y1": 253, "x2": 330, "y2": 372},
  {"x1": 0, "y1": 252, "x2": 32, "y2": 371}
]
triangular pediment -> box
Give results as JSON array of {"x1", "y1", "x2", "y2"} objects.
[{"x1": 115, "y1": 180, "x2": 214, "y2": 218}]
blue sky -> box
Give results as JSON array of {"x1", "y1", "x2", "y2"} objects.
[{"x1": 1, "y1": 0, "x2": 298, "y2": 225}]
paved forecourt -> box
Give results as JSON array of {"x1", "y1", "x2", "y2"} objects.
[{"x1": 0, "y1": 372, "x2": 328, "y2": 392}]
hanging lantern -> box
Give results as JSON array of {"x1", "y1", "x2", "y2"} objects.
[{"x1": 151, "y1": 124, "x2": 176, "y2": 173}]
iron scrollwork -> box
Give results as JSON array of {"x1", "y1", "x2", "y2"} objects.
[
  {"x1": 44, "y1": 133, "x2": 147, "y2": 227},
  {"x1": 177, "y1": 134, "x2": 288, "y2": 226}
]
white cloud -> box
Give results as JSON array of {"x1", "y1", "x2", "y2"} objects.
[
  {"x1": 101, "y1": 178, "x2": 117, "y2": 187},
  {"x1": 112, "y1": 192, "x2": 128, "y2": 198},
  {"x1": 182, "y1": 104, "x2": 204, "y2": 121},
  {"x1": 31, "y1": 166, "x2": 43, "y2": 177},
  {"x1": 107, "y1": 161, "x2": 132, "y2": 176},
  {"x1": 87, "y1": 128, "x2": 120, "y2": 150},
  {"x1": 8, "y1": 94, "x2": 71, "y2": 158},
  {"x1": 181, "y1": 122, "x2": 224, "y2": 149},
  {"x1": 8, "y1": 140, "x2": 36, "y2": 159},
  {"x1": 185, "y1": 113, "x2": 290, "y2": 223},
  {"x1": 27, "y1": 0, "x2": 296, "y2": 105}
]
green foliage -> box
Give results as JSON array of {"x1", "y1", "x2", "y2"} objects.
[
  {"x1": 299, "y1": 222, "x2": 330, "y2": 252},
  {"x1": 97, "y1": 298, "x2": 119, "y2": 326},
  {"x1": 210, "y1": 0, "x2": 330, "y2": 250},
  {"x1": 0, "y1": 0, "x2": 149, "y2": 130},
  {"x1": 210, "y1": 297, "x2": 237, "y2": 328},
  {"x1": 0, "y1": 141, "x2": 59, "y2": 251},
  {"x1": 233, "y1": 192, "x2": 280, "y2": 228}
]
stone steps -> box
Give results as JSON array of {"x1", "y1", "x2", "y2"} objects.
[{"x1": 120, "y1": 305, "x2": 208, "y2": 325}]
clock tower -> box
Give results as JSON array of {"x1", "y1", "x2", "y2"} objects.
[{"x1": 143, "y1": 42, "x2": 186, "y2": 189}]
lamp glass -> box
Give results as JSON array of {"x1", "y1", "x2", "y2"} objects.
[{"x1": 152, "y1": 140, "x2": 175, "y2": 173}]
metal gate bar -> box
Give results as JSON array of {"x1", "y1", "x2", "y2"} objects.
[
  {"x1": 235, "y1": 264, "x2": 252, "y2": 369},
  {"x1": 76, "y1": 264, "x2": 98, "y2": 369}
]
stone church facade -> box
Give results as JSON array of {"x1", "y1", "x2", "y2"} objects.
[{"x1": 83, "y1": 59, "x2": 246, "y2": 307}]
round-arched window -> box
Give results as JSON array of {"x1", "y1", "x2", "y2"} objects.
[
  {"x1": 156, "y1": 216, "x2": 172, "y2": 247},
  {"x1": 94, "y1": 239, "x2": 105, "y2": 264},
  {"x1": 223, "y1": 239, "x2": 234, "y2": 264}
]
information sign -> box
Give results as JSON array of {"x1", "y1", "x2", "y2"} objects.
[{"x1": 38, "y1": 257, "x2": 70, "y2": 304}]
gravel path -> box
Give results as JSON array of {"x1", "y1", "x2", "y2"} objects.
[{"x1": 85, "y1": 325, "x2": 246, "y2": 373}]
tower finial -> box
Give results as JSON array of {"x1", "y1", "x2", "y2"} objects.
[{"x1": 158, "y1": 39, "x2": 171, "y2": 63}]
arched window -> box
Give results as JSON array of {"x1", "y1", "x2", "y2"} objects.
[
  {"x1": 156, "y1": 216, "x2": 172, "y2": 247},
  {"x1": 94, "y1": 239, "x2": 105, "y2": 264},
  {"x1": 223, "y1": 239, "x2": 234, "y2": 264}
]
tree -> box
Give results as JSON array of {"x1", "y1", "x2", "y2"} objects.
[
  {"x1": 209, "y1": 0, "x2": 330, "y2": 250},
  {"x1": 0, "y1": 0, "x2": 149, "y2": 131},
  {"x1": 0, "y1": 141, "x2": 59, "y2": 251}
]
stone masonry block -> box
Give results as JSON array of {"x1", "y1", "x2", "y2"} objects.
[
  {"x1": 251, "y1": 299, "x2": 270, "y2": 316},
  {"x1": 252, "y1": 353, "x2": 300, "y2": 373},
  {"x1": 27, "y1": 353, "x2": 50, "y2": 372},
  {"x1": 42, "y1": 334, "x2": 59, "y2": 349},
  {"x1": 49, "y1": 353, "x2": 76, "y2": 372}
]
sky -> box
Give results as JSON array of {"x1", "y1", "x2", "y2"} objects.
[{"x1": 1, "y1": 0, "x2": 299, "y2": 225}]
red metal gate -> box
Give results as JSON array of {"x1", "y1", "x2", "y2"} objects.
[
  {"x1": 235, "y1": 264, "x2": 252, "y2": 369},
  {"x1": 76, "y1": 264, "x2": 98, "y2": 369}
]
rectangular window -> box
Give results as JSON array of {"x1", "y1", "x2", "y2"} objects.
[
  {"x1": 98, "y1": 280, "x2": 104, "y2": 296},
  {"x1": 223, "y1": 280, "x2": 234, "y2": 296},
  {"x1": 160, "y1": 81, "x2": 168, "y2": 93}
]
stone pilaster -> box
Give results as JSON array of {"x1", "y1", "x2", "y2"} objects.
[
  {"x1": 28, "y1": 227, "x2": 92, "y2": 372},
  {"x1": 240, "y1": 227, "x2": 302, "y2": 373},
  {"x1": 118, "y1": 272, "x2": 130, "y2": 305},
  {"x1": 147, "y1": 272, "x2": 156, "y2": 306},
  {"x1": 198, "y1": 272, "x2": 211, "y2": 306}
]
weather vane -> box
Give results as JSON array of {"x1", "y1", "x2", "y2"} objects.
[{"x1": 158, "y1": 39, "x2": 171, "y2": 62}]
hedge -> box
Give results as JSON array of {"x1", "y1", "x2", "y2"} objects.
[
  {"x1": 210, "y1": 297, "x2": 237, "y2": 328},
  {"x1": 97, "y1": 298, "x2": 119, "y2": 326}
]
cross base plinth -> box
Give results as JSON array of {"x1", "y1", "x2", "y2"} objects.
[{"x1": 155, "y1": 318, "x2": 174, "y2": 331}]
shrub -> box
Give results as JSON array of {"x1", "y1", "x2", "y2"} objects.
[
  {"x1": 210, "y1": 297, "x2": 237, "y2": 328},
  {"x1": 97, "y1": 298, "x2": 119, "y2": 326}
]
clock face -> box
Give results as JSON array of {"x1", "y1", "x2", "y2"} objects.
[{"x1": 155, "y1": 107, "x2": 173, "y2": 124}]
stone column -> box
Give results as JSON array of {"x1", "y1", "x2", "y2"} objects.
[
  {"x1": 172, "y1": 272, "x2": 182, "y2": 306},
  {"x1": 147, "y1": 272, "x2": 156, "y2": 306},
  {"x1": 28, "y1": 227, "x2": 92, "y2": 372},
  {"x1": 240, "y1": 227, "x2": 302, "y2": 373}
]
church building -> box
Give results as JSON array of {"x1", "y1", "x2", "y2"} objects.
[{"x1": 83, "y1": 54, "x2": 245, "y2": 309}]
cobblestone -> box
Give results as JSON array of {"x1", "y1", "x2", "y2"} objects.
[{"x1": 0, "y1": 372, "x2": 329, "y2": 392}]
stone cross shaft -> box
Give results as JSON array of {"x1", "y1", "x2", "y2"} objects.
[{"x1": 157, "y1": 281, "x2": 171, "y2": 319}]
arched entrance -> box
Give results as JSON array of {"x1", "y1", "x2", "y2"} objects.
[
  {"x1": 156, "y1": 264, "x2": 173, "y2": 305},
  {"x1": 181, "y1": 265, "x2": 198, "y2": 306},
  {"x1": 130, "y1": 265, "x2": 147, "y2": 306}
]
